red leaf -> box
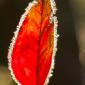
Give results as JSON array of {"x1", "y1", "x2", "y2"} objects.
[{"x1": 8, "y1": 0, "x2": 59, "y2": 85}]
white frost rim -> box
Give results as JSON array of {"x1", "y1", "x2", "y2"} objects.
[
  {"x1": 44, "y1": 0, "x2": 59, "y2": 85},
  {"x1": 8, "y1": 1, "x2": 38, "y2": 85},
  {"x1": 7, "y1": 0, "x2": 59, "y2": 85}
]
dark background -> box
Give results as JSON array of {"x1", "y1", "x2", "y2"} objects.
[{"x1": 0, "y1": 0, "x2": 81, "y2": 85}]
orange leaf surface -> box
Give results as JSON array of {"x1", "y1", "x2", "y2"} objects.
[{"x1": 8, "y1": 0, "x2": 59, "y2": 85}]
